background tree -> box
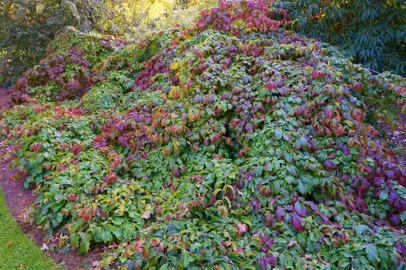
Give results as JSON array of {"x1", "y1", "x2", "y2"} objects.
[
  {"x1": 275, "y1": 0, "x2": 406, "y2": 76},
  {"x1": 0, "y1": 0, "x2": 76, "y2": 85}
]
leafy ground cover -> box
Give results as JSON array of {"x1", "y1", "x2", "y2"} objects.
[
  {"x1": 0, "y1": 188, "x2": 56, "y2": 269},
  {"x1": 0, "y1": 0, "x2": 406, "y2": 268}
]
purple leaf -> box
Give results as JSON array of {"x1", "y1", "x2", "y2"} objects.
[
  {"x1": 258, "y1": 255, "x2": 276, "y2": 270},
  {"x1": 276, "y1": 206, "x2": 285, "y2": 222},
  {"x1": 259, "y1": 233, "x2": 274, "y2": 248},
  {"x1": 291, "y1": 213, "x2": 305, "y2": 231},
  {"x1": 251, "y1": 198, "x2": 262, "y2": 212},
  {"x1": 395, "y1": 241, "x2": 406, "y2": 255},
  {"x1": 389, "y1": 213, "x2": 400, "y2": 226},
  {"x1": 294, "y1": 202, "x2": 307, "y2": 217}
]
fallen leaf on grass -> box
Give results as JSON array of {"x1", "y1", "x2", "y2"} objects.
[{"x1": 41, "y1": 243, "x2": 49, "y2": 251}]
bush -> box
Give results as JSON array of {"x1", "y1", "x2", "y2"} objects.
[
  {"x1": 1, "y1": 0, "x2": 69, "y2": 85},
  {"x1": 275, "y1": 0, "x2": 406, "y2": 76},
  {"x1": 0, "y1": 0, "x2": 216, "y2": 85},
  {"x1": 10, "y1": 30, "x2": 129, "y2": 103},
  {"x1": 1, "y1": 0, "x2": 406, "y2": 268}
]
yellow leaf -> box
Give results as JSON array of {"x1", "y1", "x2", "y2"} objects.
[
  {"x1": 170, "y1": 62, "x2": 180, "y2": 70},
  {"x1": 169, "y1": 86, "x2": 180, "y2": 98}
]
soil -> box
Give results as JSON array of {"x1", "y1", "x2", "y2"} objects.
[{"x1": 0, "y1": 87, "x2": 101, "y2": 270}]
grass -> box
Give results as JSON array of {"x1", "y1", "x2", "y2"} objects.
[{"x1": 0, "y1": 188, "x2": 56, "y2": 270}]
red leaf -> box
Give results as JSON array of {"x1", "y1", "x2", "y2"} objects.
[
  {"x1": 68, "y1": 193, "x2": 77, "y2": 201},
  {"x1": 291, "y1": 213, "x2": 305, "y2": 231},
  {"x1": 133, "y1": 239, "x2": 144, "y2": 253},
  {"x1": 105, "y1": 172, "x2": 117, "y2": 184},
  {"x1": 236, "y1": 223, "x2": 248, "y2": 234}
]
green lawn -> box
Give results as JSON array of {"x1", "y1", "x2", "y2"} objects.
[{"x1": 0, "y1": 189, "x2": 56, "y2": 269}]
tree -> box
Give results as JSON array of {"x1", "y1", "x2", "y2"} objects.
[
  {"x1": 0, "y1": 0, "x2": 81, "y2": 85},
  {"x1": 275, "y1": 0, "x2": 406, "y2": 75}
]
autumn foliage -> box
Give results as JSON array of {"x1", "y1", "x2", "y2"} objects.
[{"x1": 1, "y1": 0, "x2": 406, "y2": 268}]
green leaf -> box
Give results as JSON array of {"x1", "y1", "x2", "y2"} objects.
[
  {"x1": 180, "y1": 250, "x2": 192, "y2": 268},
  {"x1": 159, "y1": 263, "x2": 170, "y2": 270},
  {"x1": 275, "y1": 130, "x2": 283, "y2": 140},
  {"x1": 355, "y1": 225, "x2": 369, "y2": 234},
  {"x1": 70, "y1": 233, "x2": 80, "y2": 248},
  {"x1": 365, "y1": 244, "x2": 378, "y2": 262},
  {"x1": 79, "y1": 233, "x2": 91, "y2": 254},
  {"x1": 379, "y1": 248, "x2": 391, "y2": 267}
]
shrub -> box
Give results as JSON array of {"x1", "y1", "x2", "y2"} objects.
[
  {"x1": 10, "y1": 30, "x2": 129, "y2": 103},
  {"x1": 0, "y1": 0, "x2": 217, "y2": 85},
  {"x1": 1, "y1": 0, "x2": 406, "y2": 268}
]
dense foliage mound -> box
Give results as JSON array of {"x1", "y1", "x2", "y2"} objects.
[{"x1": 1, "y1": 0, "x2": 406, "y2": 268}]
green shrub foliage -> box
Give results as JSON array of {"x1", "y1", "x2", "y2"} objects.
[
  {"x1": 1, "y1": 0, "x2": 406, "y2": 268},
  {"x1": 275, "y1": 0, "x2": 406, "y2": 76}
]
